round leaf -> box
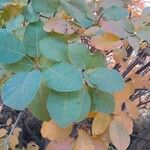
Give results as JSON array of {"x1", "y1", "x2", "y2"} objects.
[
  {"x1": 0, "y1": 31, "x2": 24, "y2": 64},
  {"x1": 44, "y1": 62, "x2": 84, "y2": 92},
  {"x1": 2, "y1": 70, "x2": 41, "y2": 110},
  {"x1": 84, "y1": 68, "x2": 124, "y2": 93},
  {"x1": 46, "y1": 89, "x2": 91, "y2": 127}
]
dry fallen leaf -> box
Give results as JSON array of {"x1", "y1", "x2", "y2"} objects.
[
  {"x1": 125, "y1": 100, "x2": 139, "y2": 119},
  {"x1": 92, "y1": 112, "x2": 110, "y2": 135},
  {"x1": 93, "y1": 138, "x2": 108, "y2": 150},
  {"x1": 109, "y1": 120, "x2": 130, "y2": 150},
  {"x1": 0, "y1": 128, "x2": 7, "y2": 138},
  {"x1": 88, "y1": 112, "x2": 98, "y2": 118},
  {"x1": 73, "y1": 130, "x2": 95, "y2": 150},
  {"x1": 114, "y1": 113, "x2": 133, "y2": 134},
  {"x1": 6, "y1": 118, "x2": 12, "y2": 126},
  {"x1": 43, "y1": 17, "x2": 74, "y2": 35},
  {"x1": 41, "y1": 120, "x2": 72, "y2": 142}
]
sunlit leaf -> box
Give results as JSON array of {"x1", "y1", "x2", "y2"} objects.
[
  {"x1": 0, "y1": 129, "x2": 7, "y2": 138},
  {"x1": 109, "y1": 120, "x2": 130, "y2": 150},
  {"x1": 41, "y1": 120, "x2": 72, "y2": 141},
  {"x1": 92, "y1": 112, "x2": 110, "y2": 135}
]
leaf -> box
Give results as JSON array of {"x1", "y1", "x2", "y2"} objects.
[
  {"x1": 90, "y1": 89, "x2": 115, "y2": 114},
  {"x1": 136, "y1": 26, "x2": 150, "y2": 42},
  {"x1": 44, "y1": 62, "x2": 84, "y2": 92},
  {"x1": 39, "y1": 37, "x2": 68, "y2": 62},
  {"x1": 109, "y1": 120, "x2": 130, "y2": 150},
  {"x1": 41, "y1": 120, "x2": 72, "y2": 141},
  {"x1": 101, "y1": 0, "x2": 123, "y2": 9},
  {"x1": 9, "y1": 135, "x2": 19, "y2": 150},
  {"x1": 91, "y1": 32, "x2": 124, "y2": 51},
  {"x1": 68, "y1": 42, "x2": 106, "y2": 70},
  {"x1": 43, "y1": 17, "x2": 74, "y2": 35},
  {"x1": 102, "y1": 5, "x2": 129, "y2": 21},
  {"x1": 73, "y1": 130, "x2": 95, "y2": 150},
  {"x1": 0, "y1": 129, "x2": 7, "y2": 138},
  {"x1": 0, "y1": 31, "x2": 24, "y2": 64},
  {"x1": 6, "y1": 118, "x2": 12, "y2": 126},
  {"x1": 84, "y1": 68, "x2": 124, "y2": 93},
  {"x1": 92, "y1": 112, "x2": 110, "y2": 135},
  {"x1": 46, "y1": 137, "x2": 73, "y2": 150},
  {"x1": 93, "y1": 138, "x2": 108, "y2": 150},
  {"x1": 32, "y1": 0, "x2": 60, "y2": 15},
  {"x1": 60, "y1": 0, "x2": 93, "y2": 28},
  {"x1": 46, "y1": 89, "x2": 91, "y2": 127},
  {"x1": 22, "y1": 2, "x2": 39, "y2": 23},
  {"x1": 23, "y1": 21, "x2": 49, "y2": 57},
  {"x1": 114, "y1": 113, "x2": 133, "y2": 134},
  {"x1": 4, "y1": 57, "x2": 34, "y2": 73},
  {"x1": 2, "y1": 70, "x2": 41, "y2": 110},
  {"x1": 29, "y1": 81, "x2": 50, "y2": 121},
  {"x1": 6, "y1": 14, "x2": 24, "y2": 32},
  {"x1": 125, "y1": 101, "x2": 139, "y2": 119},
  {"x1": 114, "y1": 82, "x2": 135, "y2": 102}
]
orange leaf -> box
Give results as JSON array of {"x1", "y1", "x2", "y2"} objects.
[
  {"x1": 91, "y1": 32, "x2": 124, "y2": 51},
  {"x1": 73, "y1": 130, "x2": 95, "y2": 150},
  {"x1": 92, "y1": 112, "x2": 110, "y2": 135},
  {"x1": 93, "y1": 138, "x2": 108, "y2": 150},
  {"x1": 109, "y1": 120, "x2": 130, "y2": 150},
  {"x1": 114, "y1": 113, "x2": 133, "y2": 134},
  {"x1": 43, "y1": 17, "x2": 74, "y2": 35},
  {"x1": 46, "y1": 137, "x2": 73, "y2": 150},
  {"x1": 125, "y1": 100, "x2": 139, "y2": 119},
  {"x1": 0, "y1": 128, "x2": 7, "y2": 138},
  {"x1": 41, "y1": 120, "x2": 72, "y2": 141}
]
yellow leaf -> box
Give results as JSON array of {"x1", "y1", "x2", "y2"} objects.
[
  {"x1": 73, "y1": 130, "x2": 95, "y2": 150},
  {"x1": 43, "y1": 17, "x2": 74, "y2": 35},
  {"x1": 88, "y1": 112, "x2": 98, "y2": 118},
  {"x1": 91, "y1": 32, "x2": 124, "y2": 50},
  {"x1": 100, "y1": 128, "x2": 111, "y2": 144},
  {"x1": 0, "y1": 128, "x2": 7, "y2": 138},
  {"x1": 92, "y1": 112, "x2": 110, "y2": 135},
  {"x1": 114, "y1": 113, "x2": 133, "y2": 134},
  {"x1": 6, "y1": 118, "x2": 12, "y2": 126},
  {"x1": 41, "y1": 120, "x2": 72, "y2": 141},
  {"x1": 125, "y1": 100, "x2": 139, "y2": 119},
  {"x1": 109, "y1": 120, "x2": 130, "y2": 150},
  {"x1": 9, "y1": 135, "x2": 19, "y2": 150},
  {"x1": 83, "y1": 26, "x2": 101, "y2": 36}
]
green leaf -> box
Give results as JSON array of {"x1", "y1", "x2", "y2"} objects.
[
  {"x1": 0, "y1": 64, "x2": 6, "y2": 77},
  {"x1": 0, "y1": 31, "x2": 24, "y2": 64},
  {"x1": 136, "y1": 26, "x2": 150, "y2": 42},
  {"x1": 60, "y1": 0, "x2": 93, "y2": 27},
  {"x1": 23, "y1": 21, "x2": 48, "y2": 57},
  {"x1": 4, "y1": 57, "x2": 34, "y2": 73},
  {"x1": 44, "y1": 62, "x2": 84, "y2": 92},
  {"x1": 6, "y1": 15, "x2": 24, "y2": 32},
  {"x1": 22, "y1": 2, "x2": 39, "y2": 23},
  {"x1": 84, "y1": 68, "x2": 124, "y2": 93},
  {"x1": 68, "y1": 42, "x2": 106, "y2": 69},
  {"x1": 90, "y1": 89, "x2": 114, "y2": 114},
  {"x1": 2, "y1": 70, "x2": 42, "y2": 110},
  {"x1": 102, "y1": 6, "x2": 129, "y2": 21},
  {"x1": 0, "y1": 0, "x2": 12, "y2": 8},
  {"x1": 39, "y1": 37, "x2": 68, "y2": 62},
  {"x1": 47, "y1": 88, "x2": 91, "y2": 127},
  {"x1": 32, "y1": 0, "x2": 60, "y2": 15},
  {"x1": 29, "y1": 81, "x2": 51, "y2": 121}
]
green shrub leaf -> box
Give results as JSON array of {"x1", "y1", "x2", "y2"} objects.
[
  {"x1": 68, "y1": 41, "x2": 106, "y2": 69},
  {"x1": 23, "y1": 21, "x2": 48, "y2": 57},
  {"x1": 2, "y1": 70, "x2": 41, "y2": 110},
  {"x1": 0, "y1": 31, "x2": 24, "y2": 64},
  {"x1": 84, "y1": 68, "x2": 124, "y2": 93},
  {"x1": 44, "y1": 62, "x2": 84, "y2": 92},
  {"x1": 90, "y1": 89, "x2": 114, "y2": 114},
  {"x1": 40, "y1": 37, "x2": 68, "y2": 62},
  {"x1": 47, "y1": 89, "x2": 91, "y2": 127}
]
